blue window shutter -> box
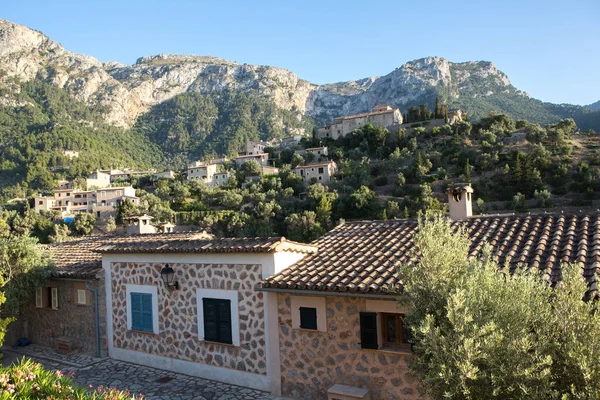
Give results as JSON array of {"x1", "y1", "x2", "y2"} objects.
[{"x1": 131, "y1": 292, "x2": 153, "y2": 332}]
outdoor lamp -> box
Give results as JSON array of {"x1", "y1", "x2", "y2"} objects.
[{"x1": 160, "y1": 264, "x2": 180, "y2": 290}]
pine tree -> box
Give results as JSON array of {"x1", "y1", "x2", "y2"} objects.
[{"x1": 435, "y1": 97, "x2": 441, "y2": 119}]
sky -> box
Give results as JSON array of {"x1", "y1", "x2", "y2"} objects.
[{"x1": 3, "y1": 0, "x2": 599, "y2": 105}]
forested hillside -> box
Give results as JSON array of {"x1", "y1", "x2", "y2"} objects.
[
  {"x1": 0, "y1": 79, "x2": 165, "y2": 197},
  {"x1": 134, "y1": 90, "x2": 315, "y2": 167}
]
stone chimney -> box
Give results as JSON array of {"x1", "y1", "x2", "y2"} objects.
[
  {"x1": 125, "y1": 214, "x2": 157, "y2": 235},
  {"x1": 446, "y1": 184, "x2": 473, "y2": 221}
]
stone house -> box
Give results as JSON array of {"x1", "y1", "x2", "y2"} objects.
[
  {"x1": 295, "y1": 146, "x2": 328, "y2": 161},
  {"x1": 97, "y1": 236, "x2": 316, "y2": 393},
  {"x1": 317, "y1": 105, "x2": 403, "y2": 140},
  {"x1": 259, "y1": 186, "x2": 600, "y2": 399},
  {"x1": 86, "y1": 170, "x2": 112, "y2": 189},
  {"x1": 34, "y1": 185, "x2": 138, "y2": 220},
  {"x1": 292, "y1": 161, "x2": 337, "y2": 184},
  {"x1": 234, "y1": 153, "x2": 269, "y2": 166},
  {"x1": 26, "y1": 233, "x2": 214, "y2": 357},
  {"x1": 187, "y1": 162, "x2": 231, "y2": 187}
]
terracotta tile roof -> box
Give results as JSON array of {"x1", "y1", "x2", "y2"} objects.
[
  {"x1": 260, "y1": 214, "x2": 600, "y2": 297},
  {"x1": 96, "y1": 236, "x2": 317, "y2": 254},
  {"x1": 41, "y1": 232, "x2": 214, "y2": 279}
]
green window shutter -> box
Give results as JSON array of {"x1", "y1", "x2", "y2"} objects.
[
  {"x1": 299, "y1": 307, "x2": 318, "y2": 330},
  {"x1": 131, "y1": 292, "x2": 153, "y2": 332},
  {"x1": 203, "y1": 298, "x2": 232, "y2": 344},
  {"x1": 360, "y1": 312, "x2": 378, "y2": 349}
]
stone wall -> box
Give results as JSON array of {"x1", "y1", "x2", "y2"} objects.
[
  {"x1": 110, "y1": 262, "x2": 267, "y2": 375},
  {"x1": 278, "y1": 294, "x2": 422, "y2": 400},
  {"x1": 25, "y1": 279, "x2": 106, "y2": 356}
]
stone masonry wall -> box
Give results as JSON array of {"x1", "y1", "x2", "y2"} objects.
[
  {"x1": 111, "y1": 262, "x2": 267, "y2": 375},
  {"x1": 26, "y1": 279, "x2": 106, "y2": 356},
  {"x1": 278, "y1": 294, "x2": 422, "y2": 400}
]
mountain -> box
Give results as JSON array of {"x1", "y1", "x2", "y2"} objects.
[
  {"x1": 2, "y1": 18, "x2": 599, "y2": 132},
  {"x1": 587, "y1": 101, "x2": 600, "y2": 110}
]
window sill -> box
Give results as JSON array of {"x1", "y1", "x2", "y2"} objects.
[
  {"x1": 363, "y1": 347, "x2": 413, "y2": 356},
  {"x1": 128, "y1": 329, "x2": 159, "y2": 336},
  {"x1": 294, "y1": 327, "x2": 326, "y2": 333},
  {"x1": 200, "y1": 340, "x2": 238, "y2": 348}
]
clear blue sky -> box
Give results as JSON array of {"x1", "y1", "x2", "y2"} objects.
[{"x1": 3, "y1": 0, "x2": 599, "y2": 105}]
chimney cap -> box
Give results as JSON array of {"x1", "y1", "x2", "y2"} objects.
[{"x1": 446, "y1": 183, "x2": 474, "y2": 195}]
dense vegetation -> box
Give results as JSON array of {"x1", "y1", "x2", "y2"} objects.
[
  {"x1": 400, "y1": 216, "x2": 600, "y2": 399},
  {"x1": 134, "y1": 89, "x2": 315, "y2": 166},
  {"x1": 0, "y1": 79, "x2": 165, "y2": 199}
]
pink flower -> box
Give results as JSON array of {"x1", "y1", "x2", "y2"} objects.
[{"x1": 55, "y1": 370, "x2": 63, "y2": 378}]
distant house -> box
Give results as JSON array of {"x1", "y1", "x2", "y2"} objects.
[
  {"x1": 280, "y1": 135, "x2": 304, "y2": 148},
  {"x1": 187, "y1": 162, "x2": 230, "y2": 187},
  {"x1": 86, "y1": 170, "x2": 112, "y2": 189},
  {"x1": 62, "y1": 150, "x2": 79, "y2": 159},
  {"x1": 295, "y1": 146, "x2": 328, "y2": 159},
  {"x1": 234, "y1": 153, "x2": 269, "y2": 166},
  {"x1": 292, "y1": 160, "x2": 337, "y2": 184},
  {"x1": 153, "y1": 170, "x2": 176, "y2": 180},
  {"x1": 317, "y1": 105, "x2": 403, "y2": 140},
  {"x1": 34, "y1": 183, "x2": 138, "y2": 220}
]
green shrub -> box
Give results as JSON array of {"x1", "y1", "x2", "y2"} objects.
[{"x1": 0, "y1": 359, "x2": 139, "y2": 399}]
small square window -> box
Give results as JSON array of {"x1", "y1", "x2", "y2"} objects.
[{"x1": 299, "y1": 307, "x2": 317, "y2": 330}]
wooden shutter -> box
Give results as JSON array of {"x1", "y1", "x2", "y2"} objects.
[
  {"x1": 131, "y1": 292, "x2": 154, "y2": 332},
  {"x1": 35, "y1": 287, "x2": 43, "y2": 308},
  {"x1": 359, "y1": 312, "x2": 378, "y2": 349},
  {"x1": 77, "y1": 289, "x2": 87, "y2": 305},
  {"x1": 202, "y1": 298, "x2": 232, "y2": 344},
  {"x1": 218, "y1": 299, "x2": 232, "y2": 344},
  {"x1": 299, "y1": 307, "x2": 318, "y2": 330},
  {"x1": 51, "y1": 287, "x2": 59, "y2": 310},
  {"x1": 140, "y1": 293, "x2": 153, "y2": 332}
]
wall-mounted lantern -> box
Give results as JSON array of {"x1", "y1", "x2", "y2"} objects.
[{"x1": 160, "y1": 264, "x2": 180, "y2": 290}]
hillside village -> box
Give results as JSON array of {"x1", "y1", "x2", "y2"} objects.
[{"x1": 0, "y1": 14, "x2": 600, "y2": 400}]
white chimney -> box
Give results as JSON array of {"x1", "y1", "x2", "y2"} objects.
[{"x1": 446, "y1": 184, "x2": 473, "y2": 221}]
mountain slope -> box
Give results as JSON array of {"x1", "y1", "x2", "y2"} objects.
[
  {"x1": 587, "y1": 101, "x2": 600, "y2": 110},
  {"x1": 1, "y1": 18, "x2": 599, "y2": 132}
]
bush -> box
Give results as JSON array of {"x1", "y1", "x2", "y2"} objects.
[{"x1": 0, "y1": 359, "x2": 139, "y2": 399}]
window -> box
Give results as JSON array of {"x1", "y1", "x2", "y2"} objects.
[
  {"x1": 202, "y1": 298, "x2": 232, "y2": 344},
  {"x1": 318, "y1": 167, "x2": 324, "y2": 174},
  {"x1": 38, "y1": 201, "x2": 43, "y2": 205},
  {"x1": 35, "y1": 287, "x2": 43, "y2": 308},
  {"x1": 35, "y1": 287, "x2": 58, "y2": 309},
  {"x1": 299, "y1": 307, "x2": 317, "y2": 330},
  {"x1": 381, "y1": 313, "x2": 411, "y2": 349},
  {"x1": 130, "y1": 292, "x2": 153, "y2": 332},
  {"x1": 76, "y1": 289, "x2": 87, "y2": 305},
  {"x1": 359, "y1": 312, "x2": 378, "y2": 349},
  {"x1": 126, "y1": 284, "x2": 158, "y2": 334},
  {"x1": 197, "y1": 289, "x2": 240, "y2": 346}
]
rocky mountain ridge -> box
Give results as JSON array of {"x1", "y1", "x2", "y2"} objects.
[{"x1": 0, "y1": 18, "x2": 531, "y2": 128}]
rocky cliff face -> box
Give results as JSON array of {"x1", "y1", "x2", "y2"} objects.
[{"x1": 0, "y1": 19, "x2": 523, "y2": 127}]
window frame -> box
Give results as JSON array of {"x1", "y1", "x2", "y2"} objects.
[
  {"x1": 196, "y1": 289, "x2": 240, "y2": 346},
  {"x1": 76, "y1": 289, "x2": 87, "y2": 305},
  {"x1": 299, "y1": 307, "x2": 318, "y2": 330},
  {"x1": 380, "y1": 313, "x2": 411, "y2": 350},
  {"x1": 126, "y1": 284, "x2": 159, "y2": 334}
]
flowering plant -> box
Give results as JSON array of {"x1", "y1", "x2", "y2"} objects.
[{"x1": 0, "y1": 359, "x2": 141, "y2": 399}]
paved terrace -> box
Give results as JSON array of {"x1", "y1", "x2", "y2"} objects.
[{"x1": 1, "y1": 344, "x2": 282, "y2": 400}]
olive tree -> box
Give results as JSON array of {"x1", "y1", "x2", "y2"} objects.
[{"x1": 399, "y1": 216, "x2": 600, "y2": 399}]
